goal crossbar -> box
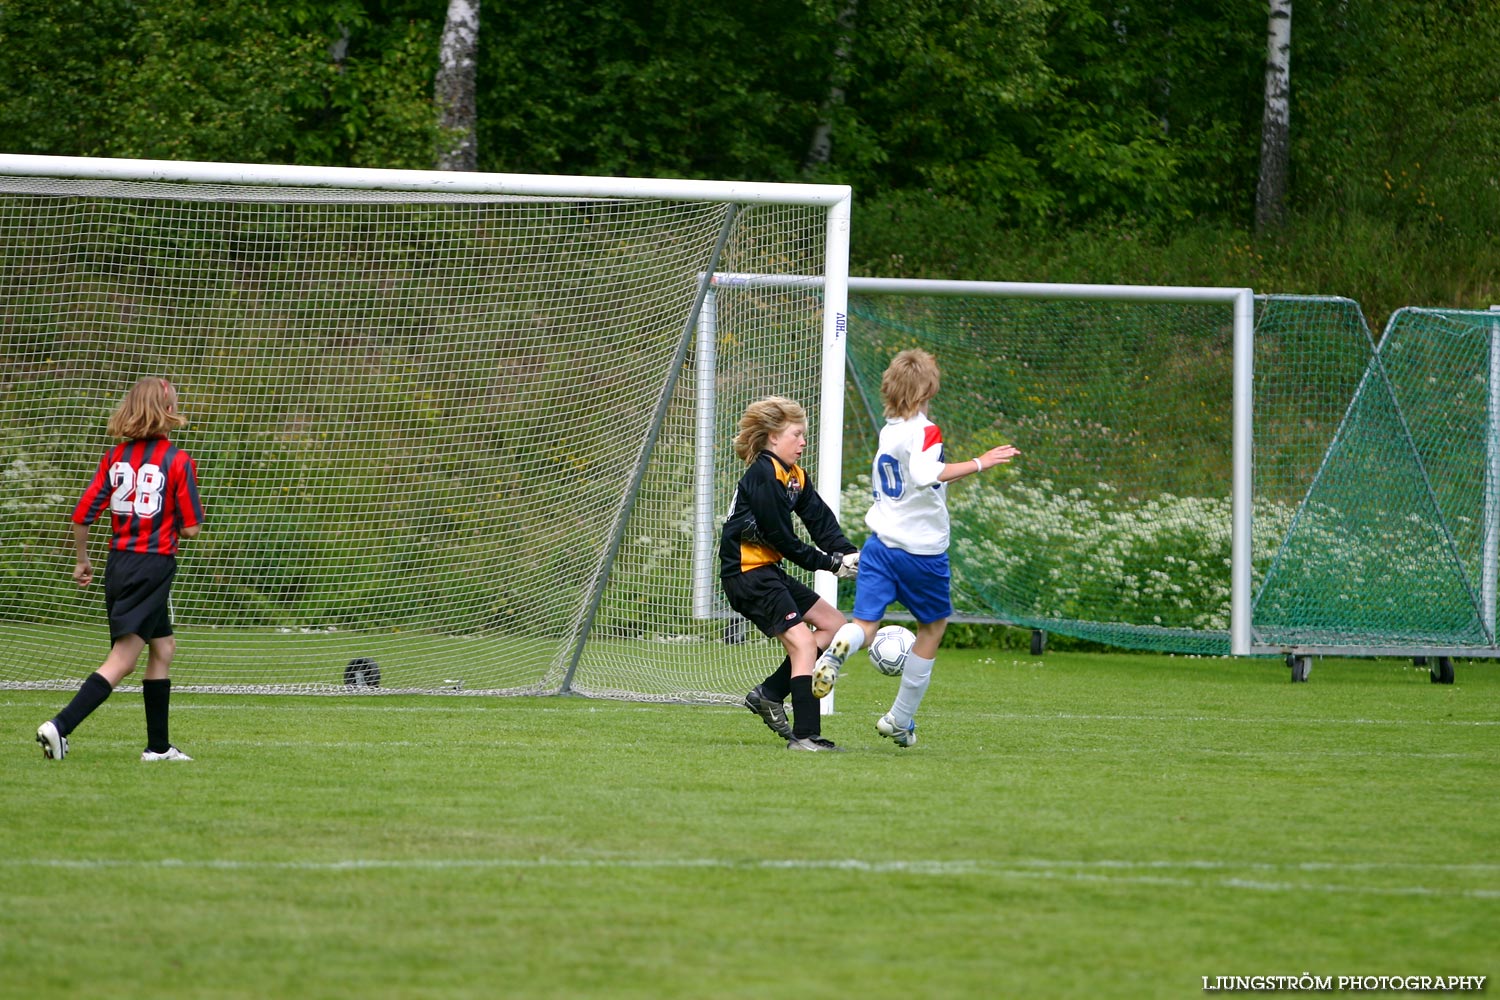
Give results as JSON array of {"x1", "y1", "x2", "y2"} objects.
[{"x1": 0, "y1": 154, "x2": 852, "y2": 207}]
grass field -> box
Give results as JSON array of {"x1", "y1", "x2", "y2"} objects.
[{"x1": 3, "y1": 651, "x2": 1495, "y2": 999}]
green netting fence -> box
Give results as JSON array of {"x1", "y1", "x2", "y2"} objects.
[{"x1": 1255, "y1": 305, "x2": 1500, "y2": 650}]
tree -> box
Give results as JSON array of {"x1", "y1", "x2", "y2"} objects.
[
  {"x1": 435, "y1": 0, "x2": 480, "y2": 171},
  {"x1": 1037, "y1": 0, "x2": 1267, "y2": 226},
  {"x1": 1256, "y1": 0, "x2": 1293, "y2": 232},
  {"x1": 803, "y1": 0, "x2": 858, "y2": 175}
]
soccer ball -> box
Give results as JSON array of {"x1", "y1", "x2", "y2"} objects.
[{"x1": 868, "y1": 625, "x2": 915, "y2": 677}]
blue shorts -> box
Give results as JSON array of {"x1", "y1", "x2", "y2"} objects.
[{"x1": 851, "y1": 534, "x2": 952, "y2": 625}]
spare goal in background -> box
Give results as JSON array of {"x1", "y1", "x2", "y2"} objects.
[{"x1": 842, "y1": 281, "x2": 1500, "y2": 661}]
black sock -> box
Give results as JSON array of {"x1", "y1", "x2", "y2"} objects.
[
  {"x1": 762, "y1": 657, "x2": 792, "y2": 702},
  {"x1": 789, "y1": 675, "x2": 820, "y2": 739},
  {"x1": 54, "y1": 671, "x2": 114, "y2": 737},
  {"x1": 143, "y1": 678, "x2": 171, "y2": 753}
]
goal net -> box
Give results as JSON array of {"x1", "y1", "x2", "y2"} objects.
[
  {"x1": 1254, "y1": 300, "x2": 1500, "y2": 654},
  {"x1": 841, "y1": 281, "x2": 1500, "y2": 658},
  {"x1": 0, "y1": 155, "x2": 851, "y2": 698}
]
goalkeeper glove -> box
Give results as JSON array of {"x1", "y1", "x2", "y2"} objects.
[{"x1": 834, "y1": 551, "x2": 860, "y2": 579}]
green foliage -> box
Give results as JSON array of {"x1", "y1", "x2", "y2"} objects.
[
  {"x1": 839, "y1": 472, "x2": 1300, "y2": 655},
  {"x1": 1293, "y1": 0, "x2": 1500, "y2": 235},
  {"x1": 852, "y1": 193, "x2": 1500, "y2": 332},
  {"x1": 831, "y1": 0, "x2": 1056, "y2": 204},
  {"x1": 0, "y1": 0, "x2": 441, "y2": 168},
  {"x1": 1, "y1": 0, "x2": 1496, "y2": 244},
  {"x1": 479, "y1": 0, "x2": 831, "y2": 180}
]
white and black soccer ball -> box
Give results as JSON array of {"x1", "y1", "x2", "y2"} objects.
[{"x1": 868, "y1": 625, "x2": 915, "y2": 677}]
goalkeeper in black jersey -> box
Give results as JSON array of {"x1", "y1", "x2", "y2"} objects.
[{"x1": 719, "y1": 396, "x2": 859, "y2": 751}]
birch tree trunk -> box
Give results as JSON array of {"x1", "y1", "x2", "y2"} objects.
[
  {"x1": 1255, "y1": 0, "x2": 1292, "y2": 232},
  {"x1": 804, "y1": 0, "x2": 858, "y2": 173},
  {"x1": 435, "y1": 0, "x2": 480, "y2": 171}
]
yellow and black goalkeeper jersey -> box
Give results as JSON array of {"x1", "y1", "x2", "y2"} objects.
[{"x1": 719, "y1": 450, "x2": 853, "y2": 578}]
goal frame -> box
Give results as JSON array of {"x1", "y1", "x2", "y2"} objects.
[
  {"x1": 695, "y1": 276, "x2": 1256, "y2": 653},
  {"x1": 1252, "y1": 298, "x2": 1500, "y2": 661}
]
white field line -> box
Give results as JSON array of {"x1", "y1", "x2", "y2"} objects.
[
  {"x1": 22, "y1": 738, "x2": 1486, "y2": 760},
  {"x1": 4, "y1": 699, "x2": 1496, "y2": 728},
  {"x1": 3, "y1": 856, "x2": 1496, "y2": 899},
  {"x1": 8, "y1": 729, "x2": 1491, "y2": 759},
  {"x1": 976, "y1": 711, "x2": 1500, "y2": 728}
]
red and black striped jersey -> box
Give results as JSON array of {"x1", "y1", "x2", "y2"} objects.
[{"x1": 72, "y1": 438, "x2": 204, "y2": 556}]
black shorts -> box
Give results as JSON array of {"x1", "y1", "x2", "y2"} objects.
[
  {"x1": 104, "y1": 550, "x2": 178, "y2": 643},
  {"x1": 721, "y1": 565, "x2": 821, "y2": 638}
]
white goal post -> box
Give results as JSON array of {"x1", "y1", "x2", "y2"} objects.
[{"x1": 0, "y1": 154, "x2": 851, "y2": 701}]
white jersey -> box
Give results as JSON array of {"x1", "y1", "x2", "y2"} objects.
[{"x1": 865, "y1": 412, "x2": 950, "y2": 555}]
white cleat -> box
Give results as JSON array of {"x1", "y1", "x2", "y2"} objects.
[
  {"x1": 786, "y1": 736, "x2": 844, "y2": 752},
  {"x1": 811, "y1": 638, "x2": 850, "y2": 699},
  {"x1": 876, "y1": 713, "x2": 917, "y2": 748},
  {"x1": 36, "y1": 720, "x2": 67, "y2": 760},
  {"x1": 141, "y1": 746, "x2": 193, "y2": 762}
]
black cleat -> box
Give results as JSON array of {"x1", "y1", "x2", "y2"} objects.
[{"x1": 744, "y1": 684, "x2": 793, "y2": 741}]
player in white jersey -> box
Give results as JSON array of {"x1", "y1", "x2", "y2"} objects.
[{"x1": 812, "y1": 349, "x2": 1019, "y2": 746}]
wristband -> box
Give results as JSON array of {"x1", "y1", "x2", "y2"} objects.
[{"x1": 973, "y1": 458, "x2": 983, "y2": 475}]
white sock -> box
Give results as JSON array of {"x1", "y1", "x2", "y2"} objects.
[
  {"x1": 831, "y1": 622, "x2": 866, "y2": 657},
  {"x1": 889, "y1": 653, "x2": 934, "y2": 727}
]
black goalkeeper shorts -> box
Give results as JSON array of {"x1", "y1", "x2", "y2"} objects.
[
  {"x1": 103, "y1": 550, "x2": 178, "y2": 644},
  {"x1": 721, "y1": 564, "x2": 821, "y2": 638}
]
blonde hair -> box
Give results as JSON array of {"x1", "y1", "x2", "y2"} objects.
[
  {"x1": 733, "y1": 396, "x2": 807, "y2": 464},
  {"x1": 881, "y1": 349, "x2": 940, "y2": 418},
  {"x1": 107, "y1": 377, "x2": 186, "y2": 441}
]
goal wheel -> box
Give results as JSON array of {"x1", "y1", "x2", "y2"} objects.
[
  {"x1": 1030, "y1": 629, "x2": 1047, "y2": 655},
  {"x1": 344, "y1": 657, "x2": 381, "y2": 687},
  {"x1": 1287, "y1": 654, "x2": 1312, "y2": 683},
  {"x1": 1430, "y1": 656, "x2": 1455, "y2": 684}
]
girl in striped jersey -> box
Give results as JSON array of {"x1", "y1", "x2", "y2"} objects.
[{"x1": 37, "y1": 377, "x2": 204, "y2": 762}]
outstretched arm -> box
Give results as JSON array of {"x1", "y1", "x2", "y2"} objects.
[{"x1": 938, "y1": 443, "x2": 1020, "y2": 483}]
